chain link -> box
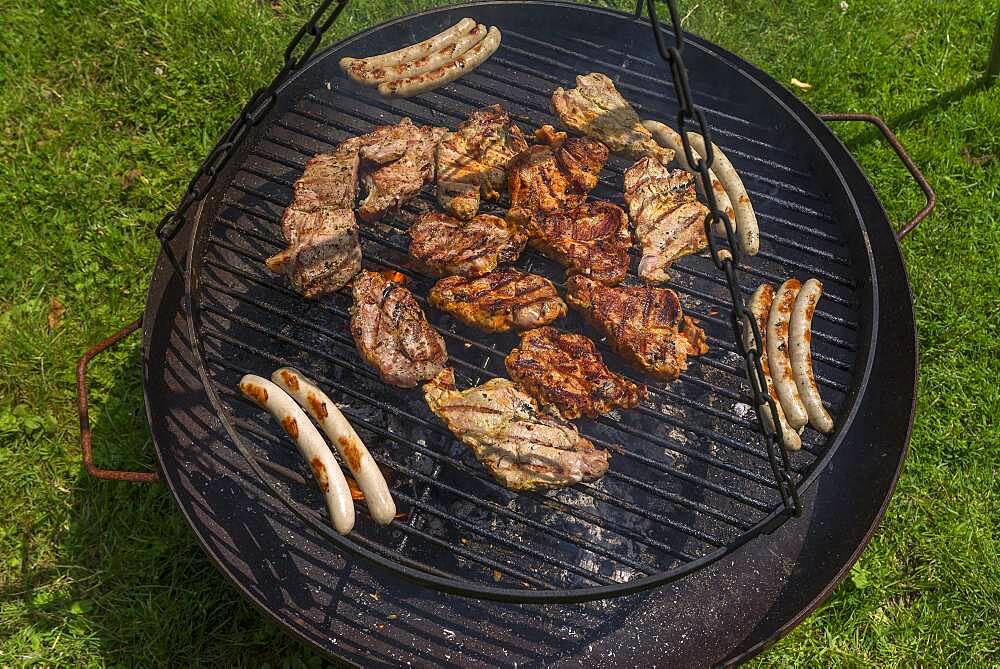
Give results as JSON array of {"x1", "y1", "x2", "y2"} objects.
[
  {"x1": 155, "y1": 0, "x2": 350, "y2": 243},
  {"x1": 645, "y1": 0, "x2": 801, "y2": 516}
]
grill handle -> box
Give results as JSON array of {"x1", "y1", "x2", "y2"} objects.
[
  {"x1": 819, "y1": 113, "x2": 936, "y2": 240},
  {"x1": 76, "y1": 318, "x2": 160, "y2": 483}
]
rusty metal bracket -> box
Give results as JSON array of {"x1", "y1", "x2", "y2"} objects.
[
  {"x1": 76, "y1": 318, "x2": 160, "y2": 483},
  {"x1": 820, "y1": 113, "x2": 936, "y2": 240}
]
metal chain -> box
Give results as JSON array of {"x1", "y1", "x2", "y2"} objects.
[
  {"x1": 155, "y1": 0, "x2": 350, "y2": 242},
  {"x1": 645, "y1": 0, "x2": 801, "y2": 516}
]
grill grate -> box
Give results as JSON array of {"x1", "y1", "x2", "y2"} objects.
[{"x1": 183, "y1": 5, "x2": 866, "y2": 601}]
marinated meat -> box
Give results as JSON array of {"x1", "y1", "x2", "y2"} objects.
[
  {"x1": 429, "y1": 269, "x2": 566, "y2": 333},
  {"x1": 551, "y1": 72, "x2": 673, "y2": 161},
  {"x1": 267, "y1": 144, "x2": 362, "y2": 298},
  {"x1": 566, "y1": 275, "x2": 708, "y2": 381},
  {"x1": 409, "y1": 211, "x2": 527, "y2": 277},
  {"x1": 423, "y1": 368, "x2": 609, "y2": 491},
  {"x1": 436, "y1": 104, "x2": 529, "y2": 220},
  {"x1": 350, "y1": 270, "x2": 448, "y2": 387},
  {"x1": 355, "y1": 119, "x2": 448, "y2": 222},
  {"x1": 266, "y1": 208, "x2": 362, "y2": 299},
  {"x1": 530, "y1": 200, "x2": 631, "y2": 286},
  {"x1": 624, "y1": 154, "x2": 708, "y2": 283},
  {"x1": 505, "y1": 326, "x2": 646, "y2": 419},
  {"x1": 285, "y1": 149, "x2": 361, "y2": 214},
  {"x1": 506, "y1": 125, "x2": 608, "y2": 229}
]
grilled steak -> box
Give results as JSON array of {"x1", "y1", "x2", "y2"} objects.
[
  {"x1": 267, "y1": 145, "x2": 362, "y2": 298},
  {"x1": 350, "y1": 270, "x2": 448, "y2": 387},
  {"x1": 436, "y1": 104, "x2": 529, "y2": 220},
  {"x1": 423, "y1": 368, "x2": 609, "y2": 491},
  {"x1": 266, "y1": 208, "x2": 362, "y2": 299},
  {"x1": 550, "y1": 72, "x2": 673, "y2": 161},
  {"x1": 355, "y1": 119, "x2": 447, "y2": 222},
  {"x1": 530, "y1": 200, "x2": 631, "y2": 285},
  {"x1": 566, "y1": 275, "x2": 708, "y2": 381},
  {"x1": 505, "y1": 326, "x2": 647, "y2": 419},
  {"x1": 506, "y1": 125, "x2": 608, "y2": 229},
  {"x1": 409, "y1": 211, "x2": 527, "y2": 277},
  {"x1": 624, "y1": 155, "x2": 709, "y2": 283},
  {"x1": 429, "y1": 269, "x2": 567, "y2": 333},
  {"x1": 285, "y1": 148, "x2": 361, "y2": 214}
]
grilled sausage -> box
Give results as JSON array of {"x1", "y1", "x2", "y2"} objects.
[
  {"x1": 378, "y1": 27, "x2": 501, "y2": 98},
  {"x1": 642, "y1": 119, "x2": 735, "y2": 227},
  {"x1": 745, "y1": 284, "x2": 801, "y2": 450},
  {"x1": 238, "y1": 374, "x2": 355, "y2": 534},
  {"x1": 766, "y1": 279, "x2": 809, "y2": 429},
  {"x1": 380, "y1": 24, "x2": 488, "y2": 84},
  {"x1": 683, "y1": 132, "x2": 759, "y2": 256},
  {"x1": 789, "y1": 279, "x2": 834, "y2": 433},
  {"x1": 272, "y1": 367, "x2": 397, "y2": 525},
  {"x1": 340, "y1": 18, "x2": 476, "y2": 84}
]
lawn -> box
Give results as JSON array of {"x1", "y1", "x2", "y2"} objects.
[{"x1": 1, "y1": 0, "x2": 998, "y2": 665}]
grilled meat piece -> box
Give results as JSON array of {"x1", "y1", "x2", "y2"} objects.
[
  {"x1": 266, "y1": 208, "x2": 362, "y2": 299},
  {"x1": 506, "y1": 125, "x2": 608, "y2": 228},
  {"x1": 409, "y1": 211, "x2": 527, "y2": 277},
  {"x1": 436, "y1": 104, "x2": 529, "y2": 220},
  {"x1": 350, "y1": 270, "x2": 448, "y2": 387},
  {"x1": 505, "y1": 326, "x2": 646, "y2": 419},
  {"x1": 430, "y1": 269, "x2": 567, "y2": 333},
  {"x1": 423, "y1": 368, "x2": 609, "y2": 491},
  {"x1": 286, "y1": 148, "x2": 361, "y2": 214},
  {"x1": 530, "y1": 200, "x2": 631, "y2": 286},
  {"x1": 624, "y1": 155, "x2": 709, "y2": 283},
  {"x1": 267, "y1": 144, "x2": 362, "y2": 297},
  {"x1": 355, "y1": 119, "x2": 448, "y2": 222},
  {"x1": 551, "y1": 72, "x2": 673, "y2": 161},
  {"x1": 566, "y1": 275, "x2": 708, "y2": 381}
]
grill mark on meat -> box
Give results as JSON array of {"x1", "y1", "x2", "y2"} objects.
[
  {"x1": 280, "y1": 370, "x2": 300, "y2": 391},
  {"x1": 410, "y1": 211, "x2": 527, "y2": 277},
  {"x1": 429, "y1": 269, "x2": 566, "y2": 333},
  {"x1": 281, "y1": 416, "x2": 299, "y2": 440},
  {"x1": 307, "y1": 392, "x2": 328, "y2": 419},
  {"x1": 506, "y1": 327, "x2": 646, "y2": 419},
  {"x1": 507, "y1": 125, "x2": 608, "y2": 230},
  {"x1": 310, "y1": 457, "x2": 331, "y2": 492},
  {"x1": 241, "y1": 382, "x2": 268, "y2": 406},
  {"x1": 350, "y1": 271, "x2": 448, "y2": 387},
  {"x1": 423, "y1": 368, "x2": 609, "y2": 491},
  {"x1": 337, "y1": 435, "x2": 364, "y2": 471},
  {"x1": 624, "y1": 155, "x2": 709, "y2": 284},
  {"x1": 566, "y1": 275, "x2": 708, "y2": 381},
  {"x1": 530, "y1": 200, "x2": 631, "y2": 286}
]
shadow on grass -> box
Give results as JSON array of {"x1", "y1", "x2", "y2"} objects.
[
  {"x1": 0, "y1": 335, "x2": 325, "y2": 665},
  {"x1": 841, "y1": 77, "x2": 994, "y2": 152}
]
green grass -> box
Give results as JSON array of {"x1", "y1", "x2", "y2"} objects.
[{"x1": 1, "y1": 0, "x2": 998, "y2": 665}]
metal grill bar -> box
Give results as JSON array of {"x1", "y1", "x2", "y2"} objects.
[
  {"x1": 208, "y1": 197, "x2": 845, "y2": 461},
  {"x1": 212, "y1": 348, "x2": 705, "y2": 584},
  {"x1": 297, "y1": 88, "x2": 847, "y2": 251},
  {"x1": 200, "y1": 305, "x2": 750, "y2": 543},
  {"x1": 232, "y1": 390, "x2": 700, "y2": 561},
  {"x1": 227, "y1": 162, "x2": 854, "y2": 361},
  {"x1": 223, "y1": 176, "x2": 853, "y2": 398},
  {"x1": 294, "y1": 92, "x2": 862, "y2": 315},
  {"x1": 203, "y1": 225, "x2": 814, "y2": 480},
  {"x1": 199, "y1": 269, "x2": 779, "y2": 518}
]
